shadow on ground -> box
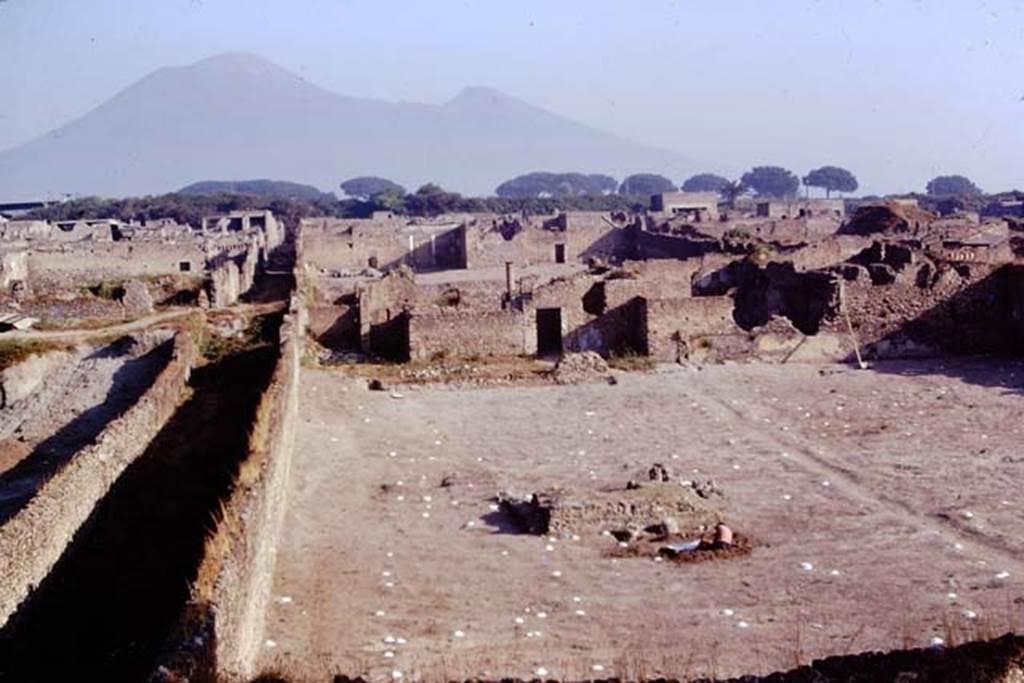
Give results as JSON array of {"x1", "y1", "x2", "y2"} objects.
[{"x1": 0, "y1": 341, "x2": 278, "y2": 682}]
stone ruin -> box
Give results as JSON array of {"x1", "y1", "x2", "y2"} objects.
[
  {"x1": 551, "y1": 351, "x2": 609, "y2": 384},
  {"x1": 499, "y1": 464, "x2": 724, "y2": 540}
]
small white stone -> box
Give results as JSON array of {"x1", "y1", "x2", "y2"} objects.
[
  {"x1": 573, "y1": 596, "x2": 582, "y2": 603},
  {"x1": 515, "y1": 617, "x2": 525, "y2": 625},
  {"x1": 997, "y1": 571, "x2": 1011, "y2": 579},
  {"x1": 383, "y1": 651, "x2": 395, "y2": 659},
  {"x1": 592, "y1": 664, "x2": 605, "y2": 672},
  {"x1": 800, "y1": 562, "x2": 814, "y2": 571},
  {"x1": 391, "y1": 671, "x2": 403, "y2": 680},
  {"x1": 947, "y1": 592, "x2": 958, "y2": 600},
  {"x1": 421, "y1": 512, "x2": 430, "y2": 518},
  {"x1": 551, "y1": 570, "x2": 563, "y2": 578},
  {"x1": 736, "y1": 621, "x2": 750, "y2": 629},
  {"x1": 384, "y1": 635, "x2": 396, "y2": 643},
  {"x1": 535, "y1": 667, "x2": 549, "y2": 677},
  {"x1": 575, "y1": 609, "x2": 586, "y2": 616},
  {"x1": 453, "y1": 630, "x2": 465, "y2": 638},
  {"x1": 537, "y1": 611, "x2": 547, "y2": 618},
  {"x1": 964, "y1": 609, "x2": 978, "y2": 619},
  {"x1": 930, "y1": 636, "x2": 945, "y2": 647},
  {"x1": 721, "y1": 608, "x2": 734, "y2": 616},
  {"x1": 829, "y1": 569, "x2": 841, "y2": 576},
  {"x1": 264, "y1": 639, "x2": 277, "y2": 647},
  {"x1": 375, "y1": 610, "x2": 385, "y2": 617}
]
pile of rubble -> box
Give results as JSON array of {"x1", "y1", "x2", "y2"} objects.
[{"x1": 551, "y1": 351, "x2": 610, "y2": 385}]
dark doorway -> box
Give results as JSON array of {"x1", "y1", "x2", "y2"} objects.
[
  {"x1": 554, "y1": 243, "x2": 566, "y2": 264},
  {"x1": 536, "y1": 308, "x2": 562, "y2": 355},
  {"x1": 369, "y1": 311, "x2": 410, "y2": 362}
]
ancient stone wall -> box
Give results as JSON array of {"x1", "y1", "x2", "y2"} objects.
[
  {"x1": 303, "y1": 217, "x2": 467, "y2": 273},
  {"x1": 27, "y1": 242, "x2": 206, "y2": 290},
  {"x1": 207, "y1": 240, "x2": 261, "y2": 308},
  {"x1": 466, "y1": 220, "x2": 631, "y2": 269},
  {"x1": 409, "y1": 309, "x2": 526, "y2": 359},
  {"x1": 645, "y1": 296, "x2": 740, "y2": 361},
  {"x1": 157, "y1": 295, "x2": 304, "y2": 681},
  {"x1": 831, "y1": 259, "x2": 1024, "y2": 358},
  {"x1": 0, "y1": 330, "x2": 195, "y2": 629}
]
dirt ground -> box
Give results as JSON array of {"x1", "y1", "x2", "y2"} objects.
[{"x1": 260, "y1": 358, "x2": 1024, "y2": 681}]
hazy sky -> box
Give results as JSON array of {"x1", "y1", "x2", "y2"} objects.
[{"x1": 1, "y1": 0, "x2": 1021, "y2": 195}]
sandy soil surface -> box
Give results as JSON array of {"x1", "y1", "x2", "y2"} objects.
[{"x1": 261, "y1": 358, "x2": 1024, "y2": 681}]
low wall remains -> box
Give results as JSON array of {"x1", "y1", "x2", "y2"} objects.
[
  {"x1": 409, "y1": 309, "x2": 526, "y2": 360},
  {"x1": 0, "y1": 330, "x2": 195, "y2": 628},
  {"x1": 156, "y1": 294, "x2": 304, "y2": 681}
]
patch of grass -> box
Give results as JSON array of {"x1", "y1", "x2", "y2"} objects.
[
  {"x1": 0, "y1": 339, "x2": 70, "y2": 371},
  {"x1": 607, "y1": 348, "x2": 655, "y2": 372},
  {"x1": 199, "y1": 312, "x2": 281, "y2": 362},
  {"x1": 82, "y1": 280, "x2": 126, "y2": 300}
]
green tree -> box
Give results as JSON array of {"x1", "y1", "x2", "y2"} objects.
[
  {"x1": 740, "y1": 166, "x2": 800, "y2": 198},
  {"x1": 926, "y1": 175, "x2": 982, "y2": 197},
  {"x1": 681, "y1": 173, "x2": 730, "y2": 193},
  {"x1": 496, "y1": 172, "x2": 617, "y2": 198},
  {"x1": 802, "y1": 166, "x2": 858, "y2": 198},
  {"x1": 618, "y1": 173, "x2": 676, "y2": 196},
  {"x1": 339, "y1": 176, "x2": 406, "y2": 200},
  {"x1": 719, "y1": 180, "x2": 749, "y2": 207},
  {"x1": 403, "y1": 183, "x2": 462, "y2": 216}
]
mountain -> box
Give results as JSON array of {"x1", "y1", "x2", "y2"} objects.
[{"x1": 0, "y1": 53, "x2": 697, "y2": 199}]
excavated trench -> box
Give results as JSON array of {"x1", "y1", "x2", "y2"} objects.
[{"x1": 0, "y1": 313, "x2": 282, "y2": 682}]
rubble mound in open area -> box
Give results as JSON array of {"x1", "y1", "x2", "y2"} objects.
[
  {"x1": 552, "y1": 351, "x2": 609, "y2": 384},
  {"x1": 502, "y1": 480, "x2": 722, "y2": 537}
]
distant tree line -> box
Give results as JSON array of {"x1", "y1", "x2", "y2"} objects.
[{"x1": 25, "y1": 169, "x2": 1001, "y2": 226}]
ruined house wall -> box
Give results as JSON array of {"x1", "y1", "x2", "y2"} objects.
[
  {"x1": 830, "y1": 258, "x2": 1024, "y2": 357},
  {"x1": 158, "y1": 296, "x2": 305, "y2": 682},
  {"x1": 0, "y1": 250, "x2": 27, "y2": 288},
  {"x1": 27, "y1": 242, "x2": 206, "y2": 290},
  {"x1": 208, "y1": 241, "x2": 260, "y2": 308},
  {"x1": 0, "y1": 331, "x2": 195, "y2": 629},
  {"x1": 467, "y1": 221, "x2": 630, "y2": 269},
  {"x1": 409, "y1": 309, "x2": 527, "y2": 359},
  {"x1": 204, "y1": 298, "x2": 303, "y2": 679},
  {"x1": 634, "y1": 228, "x2": 722, "y2": 260},
  {"x1": 302, "y1": 218, "x2": 467, "y2": 272},
  {"x1": 781, "y1": 235, "x2": 870, "y2": 271},
  {"x1": 645, "y1": 296, "x2": 739, "y2": 361}
]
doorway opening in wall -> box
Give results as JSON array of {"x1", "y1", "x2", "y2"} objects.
[
  {"x1": 536, "y1": 308, "x2": 563, "y2": 356},
  {"x1": 554, "y1": 243, "x2": 566, "y2": 264},
  {"x1": 179, "y1": 261, "x2": 191, "y2": 272}
]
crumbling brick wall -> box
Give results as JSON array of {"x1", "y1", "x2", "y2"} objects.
[{"x1": 0, "y1": 331, "x2": 194, "y2": 629}]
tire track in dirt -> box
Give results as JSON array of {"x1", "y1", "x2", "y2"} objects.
[{"x1": 679, "y1": 377, "x2": 1024, "y2": 576}]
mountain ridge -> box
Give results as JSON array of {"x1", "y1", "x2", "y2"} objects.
[{"x1": 0, "y1": 52, "x2": 697, "y2": 199}]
